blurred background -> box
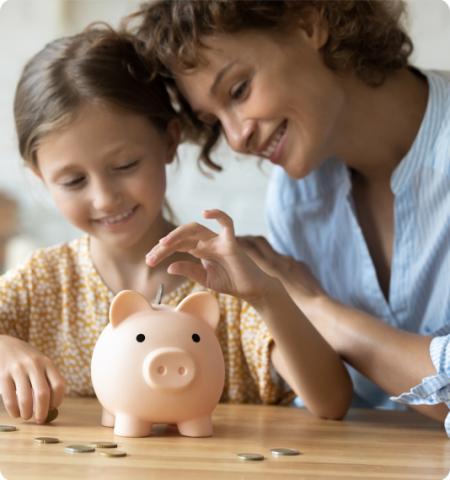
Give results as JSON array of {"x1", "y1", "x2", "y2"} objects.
[{"x1": 0, "y1": 0, "x2": 449, "y2": 272}]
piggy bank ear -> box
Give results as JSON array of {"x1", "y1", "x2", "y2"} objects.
[
  {"x1": 110, "y1": 290, "x2": 153, "y2": 328},
  {"x1": 176, "y1": 292, "x2": 220, "y2": 331}
]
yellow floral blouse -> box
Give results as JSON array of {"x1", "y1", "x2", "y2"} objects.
[{"x1": 0, "y1": 236, "x2": 292, "y2": 404}]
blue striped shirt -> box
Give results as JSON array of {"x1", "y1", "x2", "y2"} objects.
[{"x1": 266, "y1": 70, "x2": 450, "y2": 432}]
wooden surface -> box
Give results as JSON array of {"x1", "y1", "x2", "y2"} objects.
[{"x1": 0, "y1": 397, "x2": 449, "y2": 479}]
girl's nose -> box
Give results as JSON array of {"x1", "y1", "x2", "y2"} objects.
[
  {"x1": 91, "y1": 180, "x2": 121, "y2": 212},
  {"x1": 222, "y1": 115, "x2": 255, "y2": 154}
]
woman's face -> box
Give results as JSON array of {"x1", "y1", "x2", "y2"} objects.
[{"x1": 176, "y1": 27, "x2": 346, "y2": 179}]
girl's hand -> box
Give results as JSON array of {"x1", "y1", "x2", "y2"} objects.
[
  {"x1": 0, "y1": 335, "x2": 65, "y2": 424},
  {"x1": 237, "y1": 235, "x2": 326, "y2": 303},
  {"x1": 146, "y1": 209, "x2": 277, "y2": 304}
]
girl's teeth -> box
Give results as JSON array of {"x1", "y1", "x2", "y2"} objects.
[{"x1": 103, "y1": 209, "x2": 134, "y2": 225}]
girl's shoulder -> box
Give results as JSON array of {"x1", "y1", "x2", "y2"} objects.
[{"x1": 2, "y1": 236, "x2": 90, "y2": 283}]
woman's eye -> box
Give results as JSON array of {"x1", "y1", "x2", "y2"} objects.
[
  {"x1": 115, "y1": 160, "x2": 139, "y2": 171},
  {"x1": 230, "y1": 80, "x2": 249, "y2": 100}
]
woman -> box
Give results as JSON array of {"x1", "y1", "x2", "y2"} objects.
[{"x1": 127, "y1": 0, "x2": 450, "y2": 432}]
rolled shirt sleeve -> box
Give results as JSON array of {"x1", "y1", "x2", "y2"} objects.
[{"x1": 391, "y1": 326, "x2": 450, "y2": 436}]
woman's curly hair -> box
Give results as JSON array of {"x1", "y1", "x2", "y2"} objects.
[{"x1": 125, "y1": 0, "x2": 413, "y2": 171}]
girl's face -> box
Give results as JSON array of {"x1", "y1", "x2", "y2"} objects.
[
  {"x1": 176, "y1": 26, "x2": 346, "y2": 179},
  {"x1": 36, "y1": 102, "x2": 179, "y2": 251}
]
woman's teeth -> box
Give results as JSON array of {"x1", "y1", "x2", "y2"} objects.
[{"x1": 261, "y1": 123, "x2": 286, "y2": 158}]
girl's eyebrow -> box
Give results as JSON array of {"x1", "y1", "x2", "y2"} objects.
[{"x1": 209, "y1": 60, "x2": 238, "y2": 97}]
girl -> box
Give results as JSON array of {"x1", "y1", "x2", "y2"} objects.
[
  {"x1": 130, "y1": 0, "x2": 450, "y2": 432},
  {"x1": 0, "y1": 25, "x2": 351, "y2": 424}
]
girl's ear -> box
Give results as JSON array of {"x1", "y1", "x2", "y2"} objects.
[{"x1": 165, "y1": 118, "x2": 181, "y2": 165}]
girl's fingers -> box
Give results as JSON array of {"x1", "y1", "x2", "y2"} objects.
[
  {"x1": 0, "y1": 375, "x2": 20, "y2": 418},
  {"x1": 12, "y1": 369, "x2": 33, "y2": 420},
  {"x1": 45, "y1": 366, "x2": 65, "y2": 409},
  {"x1": 167, "y1": 261, "x2": 207, "y2": 285},
  {"x1": 29, "y1": 367, "x2": 51, "y2": 423}
]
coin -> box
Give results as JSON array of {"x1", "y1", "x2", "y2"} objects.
[
  {"x1": 237, "y1": 452, "x2": 265, "y2": 461},
  {"x1": 98, "y1": 449, "x2": 127, "y2": 457},
  {"x1": 65, "y1": 444, "x2": 95, "y2": 454},
  {"x1": 89, "y1": 441, "x2": 117, "y2": 449},
  {"x1": 34, "y1": 436, "x2": 60, "y2": 444},
  {"x1": 0, "y1": 425, "x2": 17, "y2": 432},
  {"x1": 154, "y1": 283, "x2": 164, "y2": 304},
  {"x1": 45, "y1": 408, "x2": 59, "y2": 423},
  {"x1": 270, "y1": 447, "x2": 301, "y2": 457}
]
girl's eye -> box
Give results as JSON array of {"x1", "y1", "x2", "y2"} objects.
[
  {"x1": 115, "y1": 160, "x2": 139, "y2": 171},
  {"x1": 61, "y1": 177, "x2": 85, "y2": 189},
  {"x1": 230, "y1": 80, "x2": 249, "y2": 100}
]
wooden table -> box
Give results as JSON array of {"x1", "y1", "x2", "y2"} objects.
[{"x1": 0, "y1": 397, "x2": 449, "y2": 479}]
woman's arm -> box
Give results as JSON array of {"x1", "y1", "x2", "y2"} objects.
[
  {"x1": 146, "y1": 209, "x2": 352, "y2": 419},
  {"x1": 239, "y1": 235, "x2": 448, "y2": 422}
]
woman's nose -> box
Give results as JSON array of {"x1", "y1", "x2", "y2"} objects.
[{"x1": 222, "y1": 115, "x2": 255, "y2": 154}]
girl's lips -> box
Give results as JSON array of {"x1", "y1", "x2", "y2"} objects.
[{"x1": 94, "y1": 205, "x2": 139, "y2": 229}]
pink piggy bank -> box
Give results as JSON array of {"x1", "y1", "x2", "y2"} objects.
[{"x1": 91, "y1": 290, "x2": 225, "y2": 437}]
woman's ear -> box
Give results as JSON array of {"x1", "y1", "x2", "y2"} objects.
[
  {"x1": 298, "y1": 8, "x2": 329, "y2": 50},
  {"x1": 165, "y1": 118, "x2": 181, "y2": 165}
]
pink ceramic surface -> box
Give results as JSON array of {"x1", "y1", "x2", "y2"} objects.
[{"x1": 91, "y1": 290, "x2": 225, "y2": 438}]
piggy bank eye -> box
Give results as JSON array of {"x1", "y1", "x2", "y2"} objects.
[
  {"x1": 136, "y1": 333, "x2": 145, "y2": 343},
  {"x1": 192, "y1": 333, "x2": 200, "y2": 343}
]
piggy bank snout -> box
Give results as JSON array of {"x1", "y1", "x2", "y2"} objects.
[{"x1": 143, "y1": 347, "x2": 196, "y2": 391}]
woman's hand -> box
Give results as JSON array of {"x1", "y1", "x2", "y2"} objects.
[
  {"x1": 146, "y1": 209, "x2": 277, "y2": 305},
  {"x1": 237, "y1": 235, "x2": 326, "y2": 303},
  {"x1": 0, "y1": 335, "x2": 65, "y2": 424}
]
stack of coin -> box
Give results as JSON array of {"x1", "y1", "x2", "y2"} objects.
[
  {"x1": 34, "y1": 437, "x2": 60, "y2": 444},
  {"x1": 270, "y1": 447, "x2": 301, "y2": 457},
  {"x1": 65, "y1": 444, "x2": 95, "y2": 454},
  {"x1": 0, "y1": 425, "x2": 17, "y2": 432},
  {"x1": 237, "y1": 452, "x2": 265, "y2": 461}
]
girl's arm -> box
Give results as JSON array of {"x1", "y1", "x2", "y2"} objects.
[
  {"x1": 146, "y1": 209, "x2": 352, "y2": 419},
  {"x1": 239, "y1": 235, "x2": 448, "y2": 422}
]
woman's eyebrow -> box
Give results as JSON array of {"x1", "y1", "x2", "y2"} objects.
[{"x1": 209, "y1": 60, "x2": 238, "y2": 96}]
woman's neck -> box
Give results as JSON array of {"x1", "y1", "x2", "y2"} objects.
[{"x1": 336, "y1": 67, "x2": 429, "y2": 184}]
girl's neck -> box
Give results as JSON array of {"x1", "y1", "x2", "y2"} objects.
[
  {"x1": 89, "y1": 217, "x2": 189, "y2": 298},
  {"x1": 336, "y1": 67, "x2": 429, "y2": 184}
]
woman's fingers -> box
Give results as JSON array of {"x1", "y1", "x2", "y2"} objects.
[
  {"x1": 202, "y1": 209, "x2": 235, "y2": 238},
  {"x1": 167, "y1": 261, "x2": 207, "y2": 285},
  {"x1": 0, "y1": 375, "x2": 20, "y2": 418},
  {"x1": 12, "y1": 368, "x2": 33, "y2": 420},
  {"x1": 147, "y1": 223, "x2": 215, "y2": 267}
]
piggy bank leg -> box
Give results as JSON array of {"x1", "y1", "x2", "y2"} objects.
[
  {"x1": 114, "y1": 413, "x2": 152, "y2": 437},
  {"x1": 177, "y1": 415, "x2": 213, "y2": 437},
  {"x1": 101, "y1": 409, "x2": 115, "y2": 428}
]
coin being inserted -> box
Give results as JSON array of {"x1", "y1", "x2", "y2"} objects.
[
  {"x1": 270, "y1": 447, "x2": 301, "y2": 457},
  {"x1": 237, "y1": 452, "x2": 265, "y2": 461},
  {"x1": 65, "y1": 444, "x2": 95, "y2": 454},
  {"x1": 0, "y1": 425, "x2": 17, "y2": 432},
  {"x1": 34, "y1": 436, "x2": 60, "y2": 444}
]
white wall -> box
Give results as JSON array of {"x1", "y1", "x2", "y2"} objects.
[{"x1": 0, "y1": 0, "x2": 449, "y2": 259}]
